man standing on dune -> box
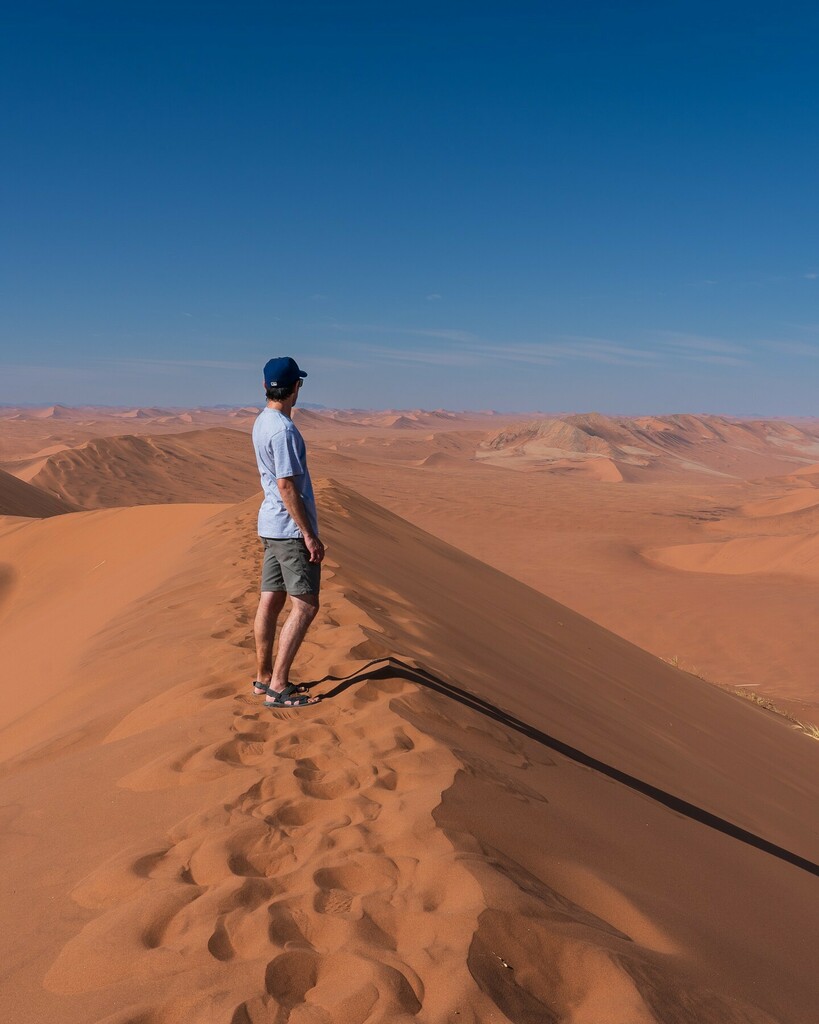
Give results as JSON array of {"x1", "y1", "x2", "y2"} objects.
[{"x1": 251, "y1": 357, "x2": 323, "y2": 709}]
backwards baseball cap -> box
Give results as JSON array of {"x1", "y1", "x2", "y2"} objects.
[{"x1": 264, "y1": 356, "x2": 308, "y2": 389}]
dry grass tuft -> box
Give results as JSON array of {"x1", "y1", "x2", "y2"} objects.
[
  {"x1": 733, "y1": 688, "x2": 819, "y2": 742},
  {"x1": 665, "y1": 655, "x2": 819, "y2": 742}
]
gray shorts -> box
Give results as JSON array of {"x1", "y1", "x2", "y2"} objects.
[{"x1": 260, "y1": 537, "x2": 321, "y2": 595}]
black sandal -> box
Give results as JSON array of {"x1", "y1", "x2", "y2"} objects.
[
  {"x1": 264, "y1": 689, "x2": 320, "y2": 709},
  {"x1": 253, "y1": 680, "x2": 308, "y2": 697}
]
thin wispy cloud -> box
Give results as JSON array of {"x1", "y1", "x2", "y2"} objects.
[
  {"x1": 762, "y1": 340, "x2": 819, "y2": 358},
  {"x1": 323, "y1": 328, "x2": 762, "y2": 371},
  {"x1": 106, "y1": 358, "x2": 257, "y2": 372},
  {"x1": 650, "y1": 331, "x2": 749, "y2": 366},
  {"x1": 677, "y1": 353, "x2": 748, "y2": 366},
  {"x1": 330, "y1": 323, "x2": 479, "y2": 344},
  {"x1": 654, "y1": 331, "x2": 748, "y2": 355},
  {"x1": 343, "y1": 345, "x2": 483, "y2": 368},
  {"x1": 1, "y1": 363, "x2": 103, "y2": 380},
  {"x1": 425, "y1": 293, "x2": 442, "y2": 301},
  {"x1": 333, "y1": 336, "x2": 670, "y2": 370},
  {"x1": 471, "y1": 338, "x2": 662, "y2": 368}
]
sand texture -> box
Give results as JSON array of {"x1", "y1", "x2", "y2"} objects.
[
  {"x1": 0, "y1": 465, "x2": 79, "y2": 517},
  {"x1": 1, "y1": 407, "x2": 818, "y2": 1023}
]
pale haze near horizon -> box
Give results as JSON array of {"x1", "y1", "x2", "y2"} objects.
[{"x1": 1, "y1": 3, "x2": 817, "y2": 415}]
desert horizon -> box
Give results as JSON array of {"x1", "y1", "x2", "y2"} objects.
[
  {"x1": 4, "y1": 4, "x2": 819, "y2": 1021},
  {"x1": 1, "y1": 402, "x2": 817, "y2": 1022}
]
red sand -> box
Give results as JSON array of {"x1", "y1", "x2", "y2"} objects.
[{"x1": 1, "y1": 407, "x2": 817, "y2": 1023}]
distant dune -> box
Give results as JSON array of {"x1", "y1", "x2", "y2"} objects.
[
  {"x1": 487, "y1": 418, "x2": 616, "y2": 456},
  {"x1": 30, "y1": 427, "x2": 259, "y2": 508},
  {"x1": 116, "y1": 407, "x2": 158, "y2": 419},
  {"x1": 647, "y1": 532, "x2": 819, "y2": 579},
  {"x1": 25, "y1": 404, "x2": 76, "y2": 420},
  {"x1": 741, "y1": 490, "x2": 819, "y2": 518},
  {"x1": 479, "y1": 412, "x2": 819, "y2": 478},
  {"x1": 0, "y1": 466, "x2": 78, "y2": 517}
]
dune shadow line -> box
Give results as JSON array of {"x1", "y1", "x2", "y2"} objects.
[{"x1": 318, "y1": 656, "x2": 819, "y2": 879}]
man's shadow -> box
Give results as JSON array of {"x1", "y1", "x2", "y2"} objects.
[{"x1": 308, "y1": 656, "x2": 819, "y2": 879}]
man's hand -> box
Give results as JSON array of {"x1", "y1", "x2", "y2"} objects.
[
  {"x1": 277, "y1": 476, "x2": 323, "y2": 560},
  {"x1": 304, "y1": 534, "x2": 325, "y2": 564}
]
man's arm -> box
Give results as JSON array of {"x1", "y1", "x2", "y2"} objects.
[{"x1": 277, "y1": 476, "x2": 324, "y2": 563}]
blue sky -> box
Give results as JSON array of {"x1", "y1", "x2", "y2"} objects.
[{"x1": 1, "y1": 1, "x2": 818, "y2": 413}]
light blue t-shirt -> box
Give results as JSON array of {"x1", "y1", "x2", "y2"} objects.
[{"x1": 252, "y1": 408, "x2": 319, "y2": 539}]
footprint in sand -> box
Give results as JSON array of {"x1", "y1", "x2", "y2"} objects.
[
  {"x1": 213, "y1": 737, "x2": 268, "y2": 766},
  {"x1": 272, "y1": 724, "x2": 343, "y2": 759},
  {"x1": 276, "y1": 799, "x2": 351, "y2": 828},
  {"x1": 293, "y1": 759, "x2": 364, "y2": 800},
  {"x1": 202, "y1": 684, "x2": 235, "y2": 699},
  {"x1": 313, "y1": 856, "x2": 399, "y2": 917},
  {"x1": 155, "y1": 876, "x2": 277, "y2": 959},
  {"x1": 262, "y1": 950, "x2": 422, "y2": 1022}
]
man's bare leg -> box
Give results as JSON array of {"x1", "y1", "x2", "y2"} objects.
[
  {"x1": 268, "y1": 593, "x2": 320, "y2": 702},
  {"x1": 254, "y1": 590, "x2": 287, "y2": 692}
]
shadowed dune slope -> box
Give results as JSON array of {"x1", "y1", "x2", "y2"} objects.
[
  {"x1": 0, "y1": 466, "x2": 79, "y2": 517},
  {"x1": 317, "y1": 482, "x2": 819, "y2": 864},
  {"x1": 0, "y1": 485, "x2": 817, "y2": 1023},
  {"x1": 30, "y1": 427, "x2": 259, "y2": 507}
]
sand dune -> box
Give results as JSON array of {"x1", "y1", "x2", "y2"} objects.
[
  {"x1": 317, "y1": 483, "x2": 818, "y2": 860},
  {"x1": 647, "y1": 466, "x2": 819, "y2": 579},
  {"x1": 30, "y1": 428, "x2": 259, "y2": 508},
  {"x1": 741, "y1": 489, "x2": 819, "y2": 517},
  {"x1": 25, "y1": 403, "x2": 77, "y2": 420},
  {"x1": 117, "y1": 408, "x2": 158, "y2": 419},
  {"x1": 0, "y1": 502, "x2": 227, "y2": 743},
  {"x1": 479, "y1": 412, "x2": 819, "y2": 479},
  {"x1": 0, "y1": 466, "x2": 78, "y2": 517},
  {"x1": 792, "y1": 461, "x2": 819, "y2": 480},
  {"x1": 417, "y1": 451, "x2": 463, "y2": 468},
  {"x1": 647, "y1": 532, "x2": 819, "y2": 579},
  {"x1": 315, "y1": 441, "x2": 819, "y2": 707},
  {"x1": 486, "y1": 418, "x2": 616, "y2": 455},
  {"x1": 543, "y1": 455, "x2": 625, "y2": 481},
  {"x1": 1, "y1": 482, "x2": 817, "y2": 1023}
]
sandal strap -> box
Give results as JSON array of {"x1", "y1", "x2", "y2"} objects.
[{"x1": 265, "y1": 690, "x2": 316, "y2": 707}]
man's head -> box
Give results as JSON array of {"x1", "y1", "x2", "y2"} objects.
[{"x1": 263, "y1": 356, "x2": 307, "y2": 403}]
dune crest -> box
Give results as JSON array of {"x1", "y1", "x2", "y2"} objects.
[
  {"x1": 1, "y1": 484, "x2": 816, "y2": 1022},
  {"x1": 30, "y1": 428, "x2": 258, "y2": 508}
]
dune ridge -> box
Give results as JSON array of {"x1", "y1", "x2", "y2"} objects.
[
  {"x1": 29, "y1": 428, "x2": 259, "y2": 508},
  {"x1": 1, "y1": 485, "x2": 817, "y2": 1022},
  {"x1": 479, "y1": 412, "x2": 819, "y2": 478},
  {"x1": 0, "y1": 466, "x2": 79, "y2": 517}
]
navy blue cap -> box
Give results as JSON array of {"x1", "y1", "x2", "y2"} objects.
[{"x1": 264, "y1": 356, "x2": 308, "y2": 389}]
